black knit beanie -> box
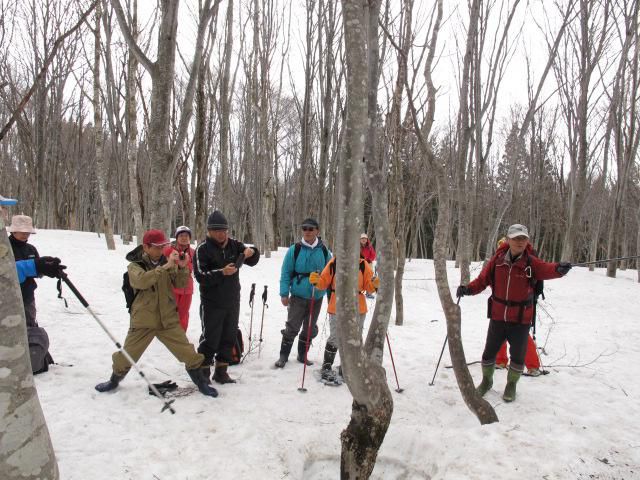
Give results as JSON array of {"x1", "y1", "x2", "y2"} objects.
[{"x1": 207, "y1": 210, "x2": 229, "y2": 230}]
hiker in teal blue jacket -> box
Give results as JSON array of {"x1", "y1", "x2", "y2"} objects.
[{"x1": 275, "y1": 218, "x2": 331, "y2": 368}]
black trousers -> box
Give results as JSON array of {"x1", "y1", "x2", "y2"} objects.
[
  {"x1": 481, "y1": 319, "x2": 530, "y2": 371},
  {"x1": 198, "y1": 299, "x2": 240, "y2": 365}
]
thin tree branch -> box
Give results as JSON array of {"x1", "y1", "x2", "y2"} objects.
[{"x1": 0, "y1": 0, "x2": 98, "y2": 143}]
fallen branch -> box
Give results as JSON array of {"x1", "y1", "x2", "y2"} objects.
[{"x1": 546, "y1": 349, "x2": 617, "y2": 368}]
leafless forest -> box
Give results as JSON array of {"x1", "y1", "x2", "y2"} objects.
[
  {"x1": 1, "y1": 1, "x2": 638, "y2": 477},
  {"x1": 1, "y1": 0, "x2": 638, "y2": 273}
]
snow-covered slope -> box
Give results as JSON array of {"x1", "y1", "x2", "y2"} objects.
[{"x1": 24, "y1": 230, "x2": 640, "y2": 479}]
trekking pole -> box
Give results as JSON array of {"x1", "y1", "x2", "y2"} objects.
[
  {"x1": 58, "y1": 273, "x2": 176, "y2": 414},
  {"x1": 429, "y1": 335, "x2": 448, "y2": 386},
  {"x1": 298, "y1": 286, "x2": 316, "y2": 393},
  {"x1": 571, "y1": 255, "x2": 640, "y2": 267},
  {"x1": 385, "y1": 333, "x2": 404, "y2": 393},
  {"x1": 429, "y1": 296, "x2": 461, "y2": 386},
  {"x1": 248, "y1": 283, "x2": 256, "y2": 342},
  {"x1": 258, "y1": 285, "x2": 268, "y2": 357}
]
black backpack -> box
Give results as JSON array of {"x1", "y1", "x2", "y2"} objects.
[
  {"x1": 326, "y1": 258, "x2": 367, "y2": 301},
  {"x1": 28, "y1": 326, "x2": 54, "y2": 374},
  {"x1": 230, "y1": 329, "x2": 244, "y2": 365},
  {"x1": 122, "y1": 262, "x2": 147, "y2": 312}
]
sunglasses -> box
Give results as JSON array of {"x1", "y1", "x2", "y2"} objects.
[{"x1": 301, "y1": 227, "x2": 316, "y2": 232}]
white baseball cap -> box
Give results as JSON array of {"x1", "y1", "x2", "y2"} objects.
[{"x1": 507, "y1": 224, "x2": 529, "y2": 239}]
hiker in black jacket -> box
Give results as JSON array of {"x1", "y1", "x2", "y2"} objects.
[
  {"x1": 194, "y1": 210, "x2": 260, "y2": 384},
  {"x1": 8, "y1": 215, "x2": 65, "y2": 327}
]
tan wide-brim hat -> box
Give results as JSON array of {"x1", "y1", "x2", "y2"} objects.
[{"x1": 7, "y1": 215, "x2": 36, "y2": 234}]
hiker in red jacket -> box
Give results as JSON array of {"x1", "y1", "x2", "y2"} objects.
[
  {"x1": 359, "y1": 233, "x2": 376, "y2": 264},
  {"x1": 456, "y1": 224, "x2": 572, "y2": 402},
  {"x1": 163, "y1": 226, "x2": 195, "y2": 331},
  {"x1": 493, "y1": 236, "x2": 543, "y2": 376},
  {"x1": 360, "y1": 233, "x2": 376, "y2": 299}
]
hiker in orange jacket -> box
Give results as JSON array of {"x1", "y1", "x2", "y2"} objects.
[{"x1": 309, "y1": 254, "x2": 378, "y2": 381}]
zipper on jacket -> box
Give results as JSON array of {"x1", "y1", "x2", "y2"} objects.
[{"x1": 504, "y1": 263, "x2": 513, "y2": 321}]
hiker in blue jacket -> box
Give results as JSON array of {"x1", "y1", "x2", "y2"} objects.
[{"x1": 275, "y1": 218, "x2": 331, "y2": 368}]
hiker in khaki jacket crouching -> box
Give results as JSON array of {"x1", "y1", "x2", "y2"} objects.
[{"x1": 95, "y1": 229, "x2": 218, "y2": 397}]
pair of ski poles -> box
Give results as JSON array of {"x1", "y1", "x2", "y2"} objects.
[
  {"x1": 247, "y1": 283, "x2": 268, "y2": 358},
  {"x1": 297, "y1": 288, "x2": 404, "y2": 393}
]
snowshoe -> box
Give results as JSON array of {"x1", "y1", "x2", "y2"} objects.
[
  {"x1": 317, "y1": 367, "x2": 343, "y2": 386},
  {"x1": 148, "y1": 380, "x2": 179, "y2": 396}
]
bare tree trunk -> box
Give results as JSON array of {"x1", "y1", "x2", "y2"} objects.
[
  {"x1": 317, "y1": 0, "x2": 337, "y2": 234},
  {"x1": 561, "y1": 0, "x2": 610, "y2": 260},
  {"x1": 0, "y1": 217, "x2": 59, "y2": 479},
  {"x1": 296, "y1": 0, "x2": 316, "y2": 222},
  {"x1": 455, "y1": 0, "x2": 481, "y2": 283},
  {"x1": 93, "y1": 0, "x2": 115, "y2": 250},
  {"x1": 606, "y1": 0, "x2": 639, "y2": 277},
  {"x1": 125, "y1": 0, "x2": 144, "y2": 243},
  {"x1": 217, "y1": 0, "x2": 233, "y2": 218},
  {"x1": 112, "y1": 0, "x2": 217, "y2": 233},
  {"x1": 406, "y1": 0, "x2": 498, "y2": 426},
  {"x1": 338, "y1": 2, "x2": 393, "y2": 478},
  {"x1": 259, "y1": 0, "x2": 276, "y2": 256},
  {"x1": 637, "y1": 202, "x2": 640, "y2": 283}
]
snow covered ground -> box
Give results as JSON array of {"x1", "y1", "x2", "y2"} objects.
[{"x1": 23, "y1": 230, "x2": 640, "y2": 479}]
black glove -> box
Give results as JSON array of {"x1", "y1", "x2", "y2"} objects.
[
  {"x1": 556, "y1": 262, "x2": 572, "y2": 275},
  {"x1": 35, "y1": 256, "x2": 66, "y2": 278},
  {"x1": 456, "y1": 285, "x2": 470, "y2": 298}
]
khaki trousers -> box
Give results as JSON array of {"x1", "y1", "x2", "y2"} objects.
[{"x1": 112, "y1": 324, "x2": 204, "y2": 376}]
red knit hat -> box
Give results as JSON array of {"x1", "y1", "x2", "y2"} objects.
[{"x1": 142, "y1": 229, "x2": 170, "y2": 246}]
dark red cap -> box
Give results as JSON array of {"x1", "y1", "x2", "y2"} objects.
[{"x1": 142, "y1": 229, "x2": 170, "y2": 246}]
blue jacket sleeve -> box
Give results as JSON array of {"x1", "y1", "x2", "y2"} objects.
[
  {"x1": 16, "y1": 259, "x2": 38, "y2": 284},
  {"x1": 279, "y1": 247, "x2": 294, "y2": 297}
]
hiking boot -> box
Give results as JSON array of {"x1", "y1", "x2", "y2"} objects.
[
  {"x1": 275, "y1": 336, "x2": 294, "y2": 368},
  {"x1": 297, "y1": 339, "x2": 313, "y2": 365},
  {"x1": 95, "y1": 373, "x2": 125, "y2": 392},
  {"x1": 201, "y1": 366, "x2": 212, "y2": 384},
  {"x1": 527, "y1": 368, "x2": 541, "y2": 377},
  {"x1": 213, "y1": 363, "x2": 236, "y2": 384},
  {"x1": 186, "y1": 368, "x2": 218, "y2": 397},
  {"x1": 476, "y1": 364, "x2": 495, "y2": 397},
  {"x1": 502, "y1": 368, "x2": 522, "y2": 402},
  {"x1": 322, "y1": 343, "x2": 338, "y2": 372}
]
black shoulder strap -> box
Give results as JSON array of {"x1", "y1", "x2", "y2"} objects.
[
  {"x1": 327, "y1": 259, "x2": 365, "y2": 291},
  {"x1": 321, "y1": 244, "x2": 329, "y2": 264},
  {"x1": 291, "y1": 243, "x2": 302, "y2": 280}
]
